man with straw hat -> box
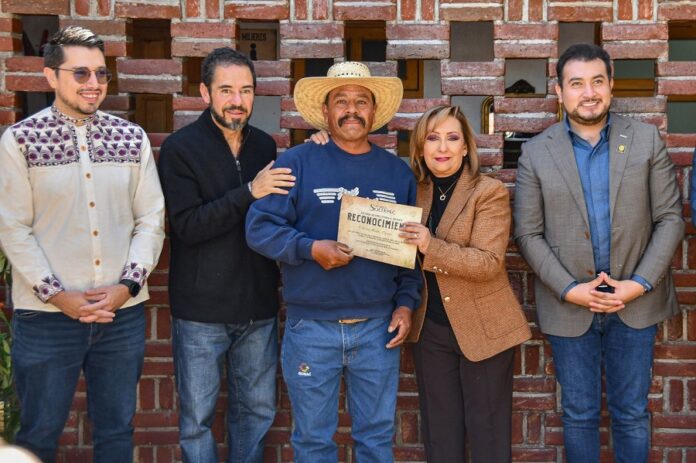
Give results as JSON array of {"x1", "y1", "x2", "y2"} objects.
[{"x1": 246, "y1": 61, "x2": 421, "y2": 462}]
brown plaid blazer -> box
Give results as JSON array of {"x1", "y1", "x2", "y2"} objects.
[{"x1": 406, "y1": 168, "x2": 531, "y2": 361}]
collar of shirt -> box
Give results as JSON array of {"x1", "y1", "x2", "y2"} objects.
[{"x1": 564, "y1": 113, "x2": 612, "y2": 148}]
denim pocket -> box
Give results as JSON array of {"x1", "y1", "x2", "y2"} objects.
[
  {"x1": 12, "y1": 309, "x2": 42, "y2": 320},
  {"x1": 285, "y1": 318, "x2": 304, "y2": 330}
]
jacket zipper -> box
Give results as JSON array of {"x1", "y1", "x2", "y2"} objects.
[{"x1": 235, "y1": 157, "x2": 243, "y2": 185}]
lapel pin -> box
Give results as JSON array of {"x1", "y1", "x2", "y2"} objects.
[{"x1": 618, "y1": 144, "x2": 626, "y2": 153}]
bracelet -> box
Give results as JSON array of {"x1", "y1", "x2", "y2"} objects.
[{"x1": 248, "y1": 181, "x2": 253, "y2": 193}]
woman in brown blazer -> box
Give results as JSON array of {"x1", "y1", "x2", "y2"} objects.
[{"x1": 401, "y1": 105, "x2": 531, "y2": 463}]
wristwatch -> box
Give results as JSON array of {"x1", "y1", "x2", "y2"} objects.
[{"x1": 119, "y1": 279, "x2": 141, "y2": 298}]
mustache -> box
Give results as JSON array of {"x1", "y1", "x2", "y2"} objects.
[
  {"x1": 223, "y1": 105, "x2": 247, "y2": 114},
  {"x1": 338, "y1": 115, "x2": 366, "y2": 127}
]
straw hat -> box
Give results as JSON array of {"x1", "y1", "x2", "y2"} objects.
[{"x1": 293, "y1": 61, "x2": 403, "y2": 131}]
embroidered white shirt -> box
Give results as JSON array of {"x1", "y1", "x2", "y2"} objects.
[{"x1": 0, "y1": 106, "x2": 165, "y2": 312}]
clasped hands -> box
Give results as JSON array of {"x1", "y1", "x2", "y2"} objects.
[
  {"x1": 565, "y1": 272, "x2": 645, "y2": 313},
  {"x1": 48, "y1": 284, "x2": 131, "y2": 323}
]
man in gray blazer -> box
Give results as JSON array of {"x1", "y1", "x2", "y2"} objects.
[{"x1": 514, "y1": 43, "x2": 684, "y2": 463}]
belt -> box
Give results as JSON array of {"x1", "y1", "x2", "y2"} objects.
[{"x1": 338, "y1": 318, "x2": 368, "y2": 324}]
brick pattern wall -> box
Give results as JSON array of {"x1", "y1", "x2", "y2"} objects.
[{"x1": 0, "y1": 1, "x2": 695, "y2": 462}]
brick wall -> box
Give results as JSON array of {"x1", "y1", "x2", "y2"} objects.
[{"x1": 0, "y1": 1, "x2": 695, "y2": 462}]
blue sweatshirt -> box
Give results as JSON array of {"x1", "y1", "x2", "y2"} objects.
[{"x1": 245, "y1": 139, "x2": 422, "y2": 320}]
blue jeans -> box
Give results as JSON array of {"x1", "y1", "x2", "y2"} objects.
[
  {"x1": 172, "y1": 317, "x2": 278, "y2": 463},
  {"x1": 547, "y1": 313, "x2": 657, "y2": 463},
  {"x1": 11, "y1": 304, "x2": 145, "y2": 463},
  {"x1": 281, "y1": 316, "x2": 400, "y2": 463}
]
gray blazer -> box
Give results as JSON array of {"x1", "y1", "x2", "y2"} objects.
[{"x1": 513, "y1": 114, "x2": 684, "y2": 337}]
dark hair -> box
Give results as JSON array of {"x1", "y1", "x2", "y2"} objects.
[
  {"x1": 44, "y1": 26, "x2": 104, "y2": 69},
  {"x1": 202, "y1": 47, "x2": 256, "y2": 89},
  {"x1": 556, "y1": 43, "x2": 612, "y2": 88},
  {"x1": 409, "y1": 105, "x2": 479, "y2": 183}
]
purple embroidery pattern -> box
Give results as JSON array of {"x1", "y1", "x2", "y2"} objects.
[
  {"x1": 33, "y1": 274, "x2": 65, "y2": 303},
  {"x1": 11, "y1": 108, "x2": 143, "y2": 168},
  {"x1": 12, "y1": 114, "x2": 80, "y2": 168},
  {"x1": 121, "y1": 262, "x2": 148, "y2": 287},
  {"x1": 90, "y1": 114, "x2": 143, "y2": 164}
]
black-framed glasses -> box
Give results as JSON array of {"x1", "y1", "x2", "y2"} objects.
[{"x1": 52, "y1": 66, "x2": 112, "y2": 84}]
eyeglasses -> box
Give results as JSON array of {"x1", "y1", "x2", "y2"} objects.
[{"x1": 52, "y1": 66, "x2": 112, "y2": 84}]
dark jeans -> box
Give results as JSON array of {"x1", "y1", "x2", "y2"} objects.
[
  {"x1": 413, "y1": 318, "x2": 515, "y2": 463},
  {"x1": 11, "y1": 304, "x2": 145, "y2": 463},
  {"x1": 547, "y1": 313, "x2": 657, "y2": 463}
]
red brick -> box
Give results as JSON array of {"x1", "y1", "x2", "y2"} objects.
[
  {"x1": 256, "y1": 79, "x2": 291, "y2": 96},
  {"x1": 494, "y1": 42, "x2": 557, "y2": 59},
  {"x1": 442, "y1": 77, "x2": 505, "y2": 95},
  {"x1": 422, "y1": 0, "x2": 435, "y2": 20},
  {"x1": 185, "y1": 0, "x2": 200, "y2": 17},
  {"x1": 657, "y1": 62, "x2": 696, "y2": 77},
  {"x1": 387, "y1": 24, "x2": 449, "y2": 41},
  {"x1": 1, "y1": 0, "x2": 69, "y2": 14},
  {"x1": 387, "y1": 41, "x2": 448, "y2": 60},
  {"x1": 101, "y1": 95, "x2": 130, "y2": 111},
  {"x1": 0, "y1": 93, "x2": 20, "y2": 107},
  {"x1": 494, "y1": 114, "x2": 557, "y2": 133},
  {"x1": 224, "y1": 3, "x2": 289, "y2": 20},
  {"x1": 280, "y1": 42, "x2": 343, "y2": 59},
  {"x1": 0, "y1": 18, "x2": 21, "y2": 34},
  {"x1": 334, "y1": 4, "x2": 396, "y2": 20},
  {"x1": 159, "y1": 378, "x2": 175, "y2": 409},
  {"x1": 528, "y1": 0, "x2": 543, "y2": 20},
  {"x1": 98, "y1": 0, "x2": 111, "y2": 16},
  {"x1": 254, "y1": 60, "x2": 291, "y2": 77},
  {"x1": 314, "y1": 0, "x2": 329, "y2": 19},
  {"x1": 133, "y1": 430, "x2": 180, "y2": 445},
  {"x1": 60, "y1": 18, "x2": 128, "y2": 36},
  {"x1": 206, "y1": 0, "x2": 220, "y2": 18},
  {"x1": 652, "y1": 430, "x2": 696, "y2": 447},
  {"x1": 133, "y1": 411, "x2": 178, "y2": 427},
  {"x1": 401, "y1": 0, "x2": 416, "y2": 20},
  {"x1": 5, "y1": 75, "x2": 51, "y2": 92},
  {"x1": 658, "y1": 4, "x2": 696, "y2": 20},
  {"x1": 104, "y1": 41, "x2": 129, "y2": 57},
  {"x1": 399, "y1": 412, "x2": 419, "y2": 443},
  {"x1": 293, "y1": 0, "x2": 307, "y2": 19},
  {"x1": 549, "y1": 6, "x2": 613, "y2": 22},
  {"x1": 173, "y1": 96, "x2": 206, "y2": 111},
  {"x1": 508, "y1": 0, "x2": 522, "y2": 21},
  {"x1": 440, "y1": 5, "x2": 503, "y2": 21},
  {"x1": 655, "y1": 344, "x2": 696, "y2": 360},
  {"x1": 76, "y1": 0, "x2": 90, "y2": 16},
  {"x1": 603, "y1": 41, "x2": 668, "y2": 60},
  {"x1": 115, "y1": 2, "x2": 181, "y2": 18},
  {"x1": 5, "y1": 56, "x2": 43, "y2": 72},
  {"x1": 393, "y1": 447, "x2": 426, "y2": 460},
  {"x1": 602, "y1": 24, "x2": 668, "y2": 41},
  {"x1": 610, "y1": 97, "x2": 666, "y2": 114},
  {"x1": 280, "y1": 23, "x2": 343, "y2": 40},
  {"x1": 653, "y1": 361, "x2": 696, "y2": 377},
  {"x1": 388, "y1": 115, "x2": 419, "y2": 131},
  {"x1": 398, "y1": 98, "x2": 449, "y2": 112},
  {"x1": 494, "y1": 97, "x2": 558, "y2": 114},
  {"x1": 494, "y1": 23, "x2": 558, "y2": 40},
  {"x1": 171, "y1": 21, "x2": 234, "y2": 38},
  {"x1": 272, "y1": 132, "x2": 290, "y2": 148},
  {"x1": 669, "y1": 379, "x2": 684, "y2": 412},
  {"x1": 172, "y1": 40, "x2": 233, "y2": 58},
  {"x1": 617, "y1": 0, "x2": 632, "y2": 20},
  {"x1": 659, "y1": 79, "x2": 696, "y2": 96},
  {"x1": 638, "y1": 0, "x2": 653, "y2": 19},
  {"x1": 441, "y1": 60, "x2": 505, "y2": 77},
  {"x1": 117, "y1": 59, "x2": 181, "y2": 76},
  {"x1": 0, "y1": 36, "x2": 22, "y2": 53}
]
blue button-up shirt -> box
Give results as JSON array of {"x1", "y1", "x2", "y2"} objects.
[
  {"x1": 568, "y1": 116, "x2": 612, "y2": 274},
  {"x1": 560, "y1": 115, "x2": 651, "y2": 300}
]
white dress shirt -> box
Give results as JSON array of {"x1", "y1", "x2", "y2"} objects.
[{"x1": 0, "y1": 106, "x2": 165, "y2": 312}]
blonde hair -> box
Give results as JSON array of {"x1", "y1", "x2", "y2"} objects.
[{"x1": 409, "y1": 105, "x2": 479, "y2": 183}]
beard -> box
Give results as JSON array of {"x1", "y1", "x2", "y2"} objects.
[
  {"x1": 567, "y1": 100, "x2": 610, "y2": 126},
  {"x1": 211, "y1": 104, "x2": 249, "y2": 131}
]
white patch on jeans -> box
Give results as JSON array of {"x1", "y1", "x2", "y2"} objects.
[{"x1": 298, "y1": 362, "x2": 312, "y2": 377}]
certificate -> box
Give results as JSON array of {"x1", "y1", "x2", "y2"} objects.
[{"x1": 337, "y1": 196, "x2": 423, "y2": 269}]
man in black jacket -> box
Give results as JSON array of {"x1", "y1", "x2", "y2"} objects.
[{"x1": 158, "y1": 48, "x2": 295, "y2": 463}]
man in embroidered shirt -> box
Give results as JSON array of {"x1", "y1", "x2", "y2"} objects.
[
  {"x1": 513, "y1": 43, "x2": 683, "y2": 462},
  {"x1": 158, "y1": 48, "x2": 295, "y2": 463},
  {"x1": 246, "y1": 62, "x2": 421, "y2": 462},
  {"x1": 0, "y1": 27, "x2": 164, "y2": 462}
]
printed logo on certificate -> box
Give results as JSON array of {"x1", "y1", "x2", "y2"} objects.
[{"x1": 337, "y1": 196, "x2": 422, "y2": 269}]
